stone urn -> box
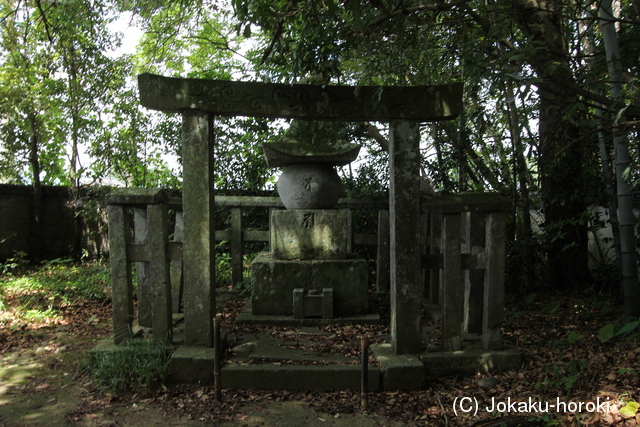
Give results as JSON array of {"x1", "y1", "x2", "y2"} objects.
[{"x1": 263, "y1": 138, "x2": 361, "y2": 210}]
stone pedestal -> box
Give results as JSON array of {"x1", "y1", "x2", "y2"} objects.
[
  {"x1": 251, "y1": 253, "x2": 368, "y2": 316},
  {"x1": 250, "y1": 209, "x2": 369, "y2": 320},
  {"x1": 271, "y1": 209, "x2": 352, "y2": 259}
]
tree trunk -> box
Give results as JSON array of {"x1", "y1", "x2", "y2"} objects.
[
  {"x1": 365, "y1": 122, "x2": 434, "y2": 192},
  {"x1": 28, "y1": 113, "x2": 42, "y2": 261},
  {"x1": 514, "y1": 0, "x2": 590, "y2": 288}
]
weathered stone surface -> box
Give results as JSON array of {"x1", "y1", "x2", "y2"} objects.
[
  {"x1": 311, "y1": 259, "x2": 368, "y2": 315},
  {"x1": 422, "y1": 193, "x2": 510, "y2": 214},
  {"x1": 220, "y1": 364, "x2": 380, "y2": 391},
  {"x1": 133, "y1": 207, "x2": 151, "y2": 328},
  {"x1": 167, "y1": 342, "x2": 226, "y2": 384},
  {"x1": 170, "y1": 211, "x2": 184, "y2": 313},
  {"x1": 251, "y1": 253, "x2": 368, "y2": 316},
  {"x1": 442, "y1": 212, "x2": 463, "y2": 351},
  {"x1": 252, "y1": 254, "x2": 312, "y2": 315},
  {"x1": 483, "y1": 211, "x2": 507, "y2": 351},
  {"x1": 236, "y1": 301, "x2": 381, "y2": 326},
  {"x1": 148, "y1": 203, "x2": 172, "y2": 342},
  {"x1": 371, "y1": 343, "x2": 425, "y2": 391},
  {"x1": 138, "y1": 73, "x2": 463, "y2": 122},
  {"x1": 389, "y1": 120, "x2": 423, "y2": 355},
  {"x1": 293, "y1": 288, "x2": 334, "y2": 319},
  {"x1": 271, "y1": 210, "x2": 351, "y2": 259},
  {"x1": 107, "y1": 205, "x2": 134, "y2": 345},
  {"x1": 105, "y1": 188, "x2": 169, "y2": 206},
  {"x1": 263, "y1": 142, "x2": 361, "y2": 167},
  {"x1": 277, "y1": 164, "x2": 344, "y2": 210},
  {"x1": 182, "y1": 112, "x2": 215, "y2": 347},
  {"x1": 420, "y1": 345, "x2": 522, "y2": 376},
  {"x1": 376, "y1": 209, "x2": 390, "y2": 293}
]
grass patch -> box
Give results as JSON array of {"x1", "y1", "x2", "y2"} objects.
[
  {"x1": 0, "y1": 259, "x2": 110, "y2": 326},
  {"x1": 84, "y1": 338, "x2": 170, "y2": 395}
]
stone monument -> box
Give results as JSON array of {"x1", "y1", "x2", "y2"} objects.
[{"x1": 249, "y1": 120, "x2": 370, "y2": 320}]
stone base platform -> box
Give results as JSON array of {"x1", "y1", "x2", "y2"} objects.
[
  {"x1": 420, "y1": 344, "x2": 522, "y2": 377},
  {"x1": 169, "y1": 326, "x2": 380, "y2": 390},
  {"x1": 236, "y1": 300, "x2": 381, "y2": 326},
  {"x1": 251, "y1": 252, "x2": 369, "y2": 316},
  {"x1": 94, "y1": 333, "x2": 520, "y2": 391}
]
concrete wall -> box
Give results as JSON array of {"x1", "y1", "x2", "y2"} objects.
[{"x1": 0, "y1": 185, "x2": 108, "y2": 261}]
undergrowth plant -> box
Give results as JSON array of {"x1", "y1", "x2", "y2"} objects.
[
  {"x1": 0, "y1": 259, "x2": 110, "y2": 324},
  {"x1": 85, "y1": 338, "x2": 170, "y2": 395}
]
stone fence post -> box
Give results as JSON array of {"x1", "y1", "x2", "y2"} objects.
[{"x1": 422, "y1": 193, "x2": 509, "y2": 352}]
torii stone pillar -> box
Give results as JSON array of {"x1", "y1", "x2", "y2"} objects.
[
  {"x1": 182, "y1": 111, "x2": 216, "y2": 347},
  {"x1": 138, "y1": 73, "x2": 462, "y2": 353},
  {"x1": 389, "y1": 120, "x2": 423, "y2": 354}
]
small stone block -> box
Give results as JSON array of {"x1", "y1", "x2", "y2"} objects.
[
  {"x1": 304, "y1": 290, "x2": 324, "y2": 317},
  {"x1": 371, "y1": 343, "x2": 425, "y2": 391},
  {"x1": 271, "y1": 210, "x2": 351, "y2": 259},
  {"x1": 323, "y1": 288, "x2": 334, "y2": 319},
  {"x1": 293, "y1": 288, "x2": 304, "y2": 319}
]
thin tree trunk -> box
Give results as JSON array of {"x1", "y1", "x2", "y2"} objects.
[
  {"x1": 28, "y1": 113, "x2": 42, "y2": 261},
  {"x1": 599, "y1": 0, "x2": 639, "y2": 316},
  {"x1": 506, "y1": 79, "x2": 535, "y2": 287},
  {"x1": 595, "y1": 108, "x2": 623, "y2": 273},
  {"x1": 432, "y1": 123, "x2": 452, "y2": 191},
  {"x1": 66, "y1": 49, "x2": 83, "y2": 257}
]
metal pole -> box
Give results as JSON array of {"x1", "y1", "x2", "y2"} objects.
[
  {"x1": 214, "y1": 316, "x2": 222, "y2": 402},
  {"x1": 361, "y1": 336, "x2": 369, "y2": 411}
]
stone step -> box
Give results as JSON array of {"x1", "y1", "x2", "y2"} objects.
[{"x1": 220, "y1": 363, "x2": 380, "y2": 391}]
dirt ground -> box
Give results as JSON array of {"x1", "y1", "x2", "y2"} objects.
[
  {"x1": 2, "y1": 289, "x2": 640, "y2": 426},
  {"x1": 0, "y1": 298, "x2": 407, "y2": 427},
  {"x1": 0, "y1": 322, "x2": 386, "y2": 427}
]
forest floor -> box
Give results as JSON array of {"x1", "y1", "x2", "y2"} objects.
[{"x1": 1, "y1": 261, "x2": 640, "y2": 426}]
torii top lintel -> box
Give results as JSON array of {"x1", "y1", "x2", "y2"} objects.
[{"x1": 138, "y1": 73, "x2": 463, "y2": 123}]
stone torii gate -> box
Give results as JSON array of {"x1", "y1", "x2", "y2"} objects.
[{"x1": 137, "y1": 73, "x2": 463, "y2": 355}]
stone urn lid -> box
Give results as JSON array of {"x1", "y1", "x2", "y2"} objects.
[{"x1": 263, "y1": 141, "x2": 361, "y2": 167}]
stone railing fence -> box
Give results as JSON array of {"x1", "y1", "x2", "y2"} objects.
[
  {"x1": 106, "y1": 188, "x2": 508, "y2": 352},
  {"x1": 105, "y1": 188, "x2": 392, "y2": 344}
]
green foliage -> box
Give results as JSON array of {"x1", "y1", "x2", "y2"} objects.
[
  {"x1": 0, "y1": 0, "x2": 185, "y2": 188},
  {"x1": 85, "y1": 338, "x2": 169, "y2": 394},
  {"x1": 214, "y1": 239, "x2": 259, "y2": 290},
  {"x1": 0, "y1": 261, "x2": 110, "y2": 318},
  {"x1": 214, "y1": 242, "x2": 234, "y2": 286},
  {"x1": 535, "y1": 357, "x2": 589, "y2": 393},
  {"x1": 234, "y1": 276, "x2": 252, "y2": 295},
  {"x1": 0, "y1": 0, "x2": 128, "y2": 185},
  {"x1": 0, "y1": 251, "x2": 30, "y2": 277},
  {"x1": 597, "y1": 317, "x2": 640, "y2": 343},
  {"x1": 213, "y1": 117, "x2": 282, "y2": 191},
  {"x1": 620, "y1": 400, "x2": 640, "y2": 418}
]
